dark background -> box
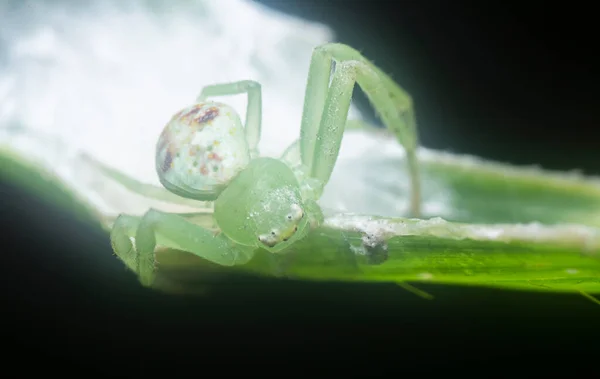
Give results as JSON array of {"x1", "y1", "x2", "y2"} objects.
[
  {"x1": 259, "y1": 0, "x2": 600, "y2": 175},
  {"x1": 3, "y1": 1, "x2": 600, "y2": 374}
]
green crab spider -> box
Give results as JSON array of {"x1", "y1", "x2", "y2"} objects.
[{"x1": 106, "y1": 43, "x2": 421, "y2": 286}]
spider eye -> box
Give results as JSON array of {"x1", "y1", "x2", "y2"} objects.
[
  {"x1": 258, "y1": 229, "x2": 281, "y2": 248},
  {"x1": 258, "y1": 205, "x2": 304, "y2": 249},
  {"x1": 286, "y1": 203, "x2": 304, "y2": 222}
]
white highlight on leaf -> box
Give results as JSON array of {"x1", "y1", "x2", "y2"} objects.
[
  {"x1": 0, "y1": 0, "x2": 363, "y2": 216},
  {"x1": 326, "y1": 213, "x2": 600, "y2": 254}
]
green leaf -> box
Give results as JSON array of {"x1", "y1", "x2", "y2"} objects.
[{"x1": 1, "y1": 145, "x2": 599, "y2": 301}]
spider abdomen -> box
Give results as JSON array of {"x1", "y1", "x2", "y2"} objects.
[{"x1": 155, "y1": 101, "x2": 250, "y2": 200}]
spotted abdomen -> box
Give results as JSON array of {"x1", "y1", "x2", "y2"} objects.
[{"x1": 156, "y1": 101, "x2": 250, "y2": 200}]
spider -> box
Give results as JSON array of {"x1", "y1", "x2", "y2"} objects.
[{"x1": 104, "y1": 43, "x2": 421, "y2": 286}]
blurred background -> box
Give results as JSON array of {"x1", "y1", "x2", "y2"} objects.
[
  {"x1": 256, "y1": 0, "x2": 599, "y2": 174},
  {"x1": 2, "y1": 0, "x2": 599, "y2": 373}
]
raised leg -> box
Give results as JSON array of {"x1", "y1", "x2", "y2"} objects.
[
  {"x1": 299, "y1": 43, "x2": 421, "y2": 217},
  {"x1": 111, "y1": 209, "x2": 255, "y2": 286},
  {"x1": 281, "y1": 120, "x2": 379, "y2": 167},
  {"x1": 196, "y1": 80, "x2": 262, "y2": 157}
]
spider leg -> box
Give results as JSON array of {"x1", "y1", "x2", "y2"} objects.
[
  {"x1": 280, "y1": 139, "x2": 301, "y2": 166},
  {"x1": 299, "y1": 43, "x2": 421, "y2": 217},
  {"x1": 111, "y1": 209, "x2": 254, "y2": 286},
  {"x1": 196, "y1": 80, "x2": 262, "y2": 157},
  {"x1": 82, "y1": 153, "x2": 212, "y2": 209},
  {"x1": 280, "y1": 117, "x2": 378, "y2": 168}
]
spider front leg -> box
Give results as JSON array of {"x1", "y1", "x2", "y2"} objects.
[
  {"x1": 300, "y1": 43, "x2": 421, "y2": 217},
  {"x1": 111, "y1": 209, "x2": 254, "y2": 286},
  {"x1": 197, "y1": 80, "x2": 262, "y2": 157}
]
